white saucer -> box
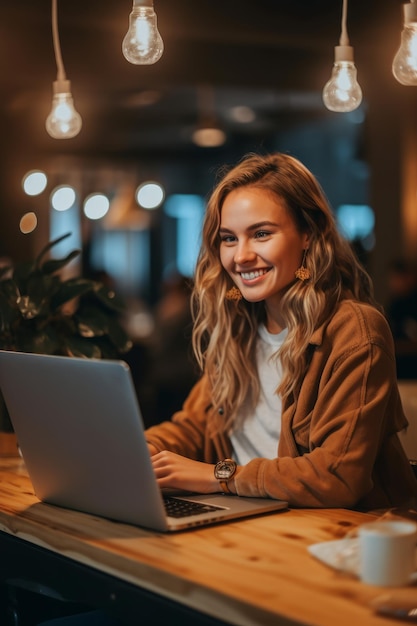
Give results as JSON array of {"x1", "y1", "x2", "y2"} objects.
[{"x1": 308, "y1": 538, "x2": 417, "y2": 583}]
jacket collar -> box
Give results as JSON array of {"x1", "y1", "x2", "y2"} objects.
[
  {"x1": 309, "y1": 320, "x2": 326, "y2": 347},
  {"x1": 308, "y1": 298, "x2": 349, "y2": 347}
]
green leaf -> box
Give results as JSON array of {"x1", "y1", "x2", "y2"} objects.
[
  {"x1": 89, "y1": 336, "x2": 120, "y2": 359},
  {"x1": 12, "y1": 261, "x2": 35, "y2": 292},
  {"x1": 75, "y1": 305, "x2": 110, "y2": 337},
  {"x1": 12, "y1": 271, "x2": 57, "y2": 319},
  {"x1": 40, "y1": 250, "x2": 81, "y2": 276},
  {"x1": 24, "y1": 272, "x2": 56, "y2": 316},
  {"x1": 0, "y1": 279, "x2": 20, "y2": 305},
  {"x1": 14, "y1": 326, "x2": 61, "y2": 354},
  {"x1": 63, "y1": 335, "x2": 102, "y2": 359},
  {"x1": 16, "y1": 295, "x2": 42, "y2": 320},
  {"x1": 35, "y1": 232, "x2": 73, "y2": 267},
  {"x1": 92, "y1": 282, "x2": 127, "y2": 312},
  {"x1": 107, "y1": 317, "x2": 133, "y2": 353},
  {"x1": 50, "y1": 278, "x2": 95, "y2": 310}
]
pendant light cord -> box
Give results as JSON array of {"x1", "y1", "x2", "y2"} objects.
[
  {"x1": 339, "y1": 0, "x2": 350, "y2": 46},
  {"x1": 52, "y1": 0, "x2": 66, "y2": 81}
]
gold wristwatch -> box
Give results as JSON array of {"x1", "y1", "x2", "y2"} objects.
[{"x1": 214, "y1": 458, "x2": 237, "y2": 493}]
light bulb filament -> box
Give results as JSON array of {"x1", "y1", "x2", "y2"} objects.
[
  {"x1": 134, "y1": 17, "x2": 153, "y2": 51},
  {"x1": 55, "y1": 100, "x2": 74, "y2": 124},
  {"x1": 335, "y1": 66, "x2": 353, "y2": 91},
  {"x1": 408, "y1": 29, "x2": 417, "y2": 58}
]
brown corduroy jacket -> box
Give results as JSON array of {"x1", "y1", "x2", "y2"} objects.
[{"x1": 145, "y1": 300, "x2": 417, "y2": 511}]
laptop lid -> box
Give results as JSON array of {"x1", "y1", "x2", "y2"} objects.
[{"x1": 0, "y1": 350, "x2": 287, "y2": 531}]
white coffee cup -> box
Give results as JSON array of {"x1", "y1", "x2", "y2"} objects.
[{"x1": 358, "y1": 520, "x2": 417, "y2": 586}]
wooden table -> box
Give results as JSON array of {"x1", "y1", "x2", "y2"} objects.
[{"x1": 0, "y1": 446, "x2": 416, "y2": 626}]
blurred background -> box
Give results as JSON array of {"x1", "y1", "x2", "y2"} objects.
[
  {"x1": 1, "y1": 0, "x2": 416, "y2": 297},
  {"x1": 1, "y1": 0, "x2": 417, "y2": 412}
]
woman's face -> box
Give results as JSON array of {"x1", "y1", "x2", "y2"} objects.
[{"x1": 219, "y1": 186, "x2": 309, "y2": 319}]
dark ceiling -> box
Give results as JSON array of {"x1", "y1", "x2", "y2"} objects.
[
  {"x1": 0, "y1": 0, "x2": 404, "y2": 162},
  {"x1": 0, "y1": 0, "x2": 408, "y2": 264}
]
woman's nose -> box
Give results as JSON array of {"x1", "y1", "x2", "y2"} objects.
[{"x1": 234, "y1": 241, "x2": 256, "y2": 265}]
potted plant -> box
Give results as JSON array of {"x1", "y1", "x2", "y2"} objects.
[{"x1": 0, "y1": 232, "x2": 132, "y2": 432}]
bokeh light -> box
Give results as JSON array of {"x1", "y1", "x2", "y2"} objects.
[
  {"x1": 20, "y1": 212, "x2": 38, "y2": 234},
  {"x1": 136, "y1": 182, "x2": 165, "y2": 209},
  {"x1": 22, "y1": 171, "x2": 47, "y2": 196},
  {"x1": 51, "y1": 185, "x2": 76, "y2": 211},
  {"x1": 83, "y1": 193, "x2": 110, "y2": 220}
]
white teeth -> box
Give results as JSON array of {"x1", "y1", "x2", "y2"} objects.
[{"x1": 241, "y1": 269, "x2": 268, "y2": 280}]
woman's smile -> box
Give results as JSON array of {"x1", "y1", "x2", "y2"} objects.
[{"x1": 240, "y1": 268, "x2": 271, "y2": 283}]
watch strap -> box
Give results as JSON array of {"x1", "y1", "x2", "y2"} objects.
[{"x1": 220, "y1": 480, "x2": 232, "y2": 494}]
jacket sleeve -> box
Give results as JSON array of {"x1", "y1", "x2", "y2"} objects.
[
  {"x1": 145, "y1": 375, "x2": 214, "y2": 461},
  {"x1": 234, "y1": 309, "x2": 407, "y2": 508}
]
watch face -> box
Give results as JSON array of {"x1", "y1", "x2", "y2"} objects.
[{"x1": 215, "y1": 459, "x2": 236, "y2": 480}]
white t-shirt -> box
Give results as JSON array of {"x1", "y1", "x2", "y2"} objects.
[{"x1": 230, "y1": 324, "x2": 287, "y2": 465}]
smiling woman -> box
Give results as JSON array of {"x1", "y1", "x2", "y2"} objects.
[
  {"x1": 145, "y1": 151, "x2": 417, "y2": 511},
  {"x1": 219, "y1": 187, "x2": 309, "y2": 331}
]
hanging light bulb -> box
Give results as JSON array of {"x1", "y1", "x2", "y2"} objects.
[
  {"x1": 45, "y1": 0, "x2": 82, "y2": 139},
  {"x1": 46, "y1": 80, "x2": 82, "y2": 139},
  {"x1": 322, "y1": 46, "x2": 362, "y2": 112},
  {"x1": 122, "y1": 0, "x2": 164, "y2": 65},
  {"x1": 322, "y1": 0, "x2": 362, "y2": 113},
  {"x1": 393, "y1": 0, "x2": 417, "y2": 85}
]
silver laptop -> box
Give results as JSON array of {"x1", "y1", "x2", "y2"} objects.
[{"x1": 0, "y1": 350, "x2": 287, "y2": 531}]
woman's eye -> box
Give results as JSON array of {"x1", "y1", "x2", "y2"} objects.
[
  {"x1": 255, "y1": 230, "x2": 270, "y2": 239},
  {"x1": 220, "y1": 234, "x2": 236, "y2": 243}
]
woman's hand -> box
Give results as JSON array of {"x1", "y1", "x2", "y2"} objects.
[
  {"x1": 150, "y1": 450, "x2": 220, "y2": 494},
  {"x1": 147, "y1": 443, "x2": 158, "y2": 456}
]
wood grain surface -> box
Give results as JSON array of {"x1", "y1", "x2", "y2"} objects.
[{"x1": 0, "y1": 443, "x2": 416, "y2": 626}]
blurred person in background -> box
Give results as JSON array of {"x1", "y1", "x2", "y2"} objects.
[
  {"x1": 386, "y1": 258, "x2": 417, "y2": 379},
  {"x1": 145, "y1": 272, "x2": 199, "y2": 425}
]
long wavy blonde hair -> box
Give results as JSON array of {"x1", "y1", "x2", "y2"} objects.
[{"x1": 191, "y1": 152, "x2": 379, "y2": 431}]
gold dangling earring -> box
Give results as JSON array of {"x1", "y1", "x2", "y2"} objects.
[
  {"x1": 295, "y1": 249, "x2": 311, "y2": 281},
  {"x1": 225, "y1": 286, "x2": 242, "y2": 301}
]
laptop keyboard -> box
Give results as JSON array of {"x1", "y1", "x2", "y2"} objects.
[{"x1": 164, "y1": 496, "x2": 223, "y2": 518}]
